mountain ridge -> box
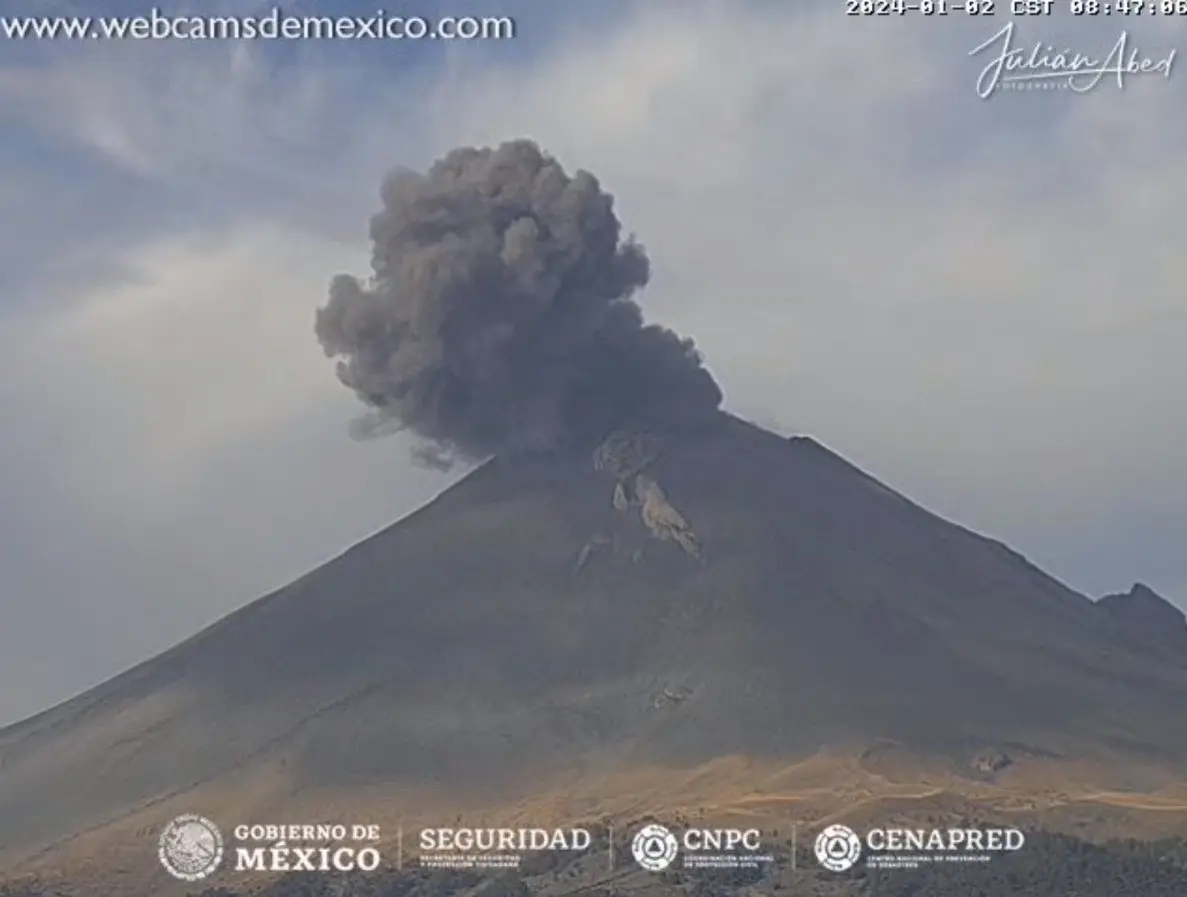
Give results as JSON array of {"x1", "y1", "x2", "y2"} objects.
[{"x1": 3, "y1": 412, "x2": 1187, "y2": 885}]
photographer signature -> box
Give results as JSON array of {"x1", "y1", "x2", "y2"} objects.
[{"x1": 969, "y1": 21, "x2": 1176, "y2": 98}]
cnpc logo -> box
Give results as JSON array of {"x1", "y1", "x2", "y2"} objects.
[{"x1": 631, "y1": 823, "x2": 763, "y2": 871}]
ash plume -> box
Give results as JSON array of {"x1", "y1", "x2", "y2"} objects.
[{"x1": 315, "y1": 139, "x2": 722, "y2": 467}]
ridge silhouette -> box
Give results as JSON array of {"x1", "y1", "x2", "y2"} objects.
[{"x1": 3, "y1": 413, "x2": 1186, "y2": 882}]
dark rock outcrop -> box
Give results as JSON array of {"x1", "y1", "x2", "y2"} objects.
[{"x1": 1097, "y1": 583, "x2": 1187, "y2": 662}]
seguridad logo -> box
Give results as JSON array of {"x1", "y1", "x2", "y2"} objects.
[{"x1": 417, "y1": 827, "x2": 592, "y2": 870}]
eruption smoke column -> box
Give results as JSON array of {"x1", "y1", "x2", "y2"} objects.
[{"x1": 315, "y1": 139, "x2": 722, "y2": 467}]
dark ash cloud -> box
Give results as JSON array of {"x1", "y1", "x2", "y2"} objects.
[{"x1": 315, "y1": 139, "x2": 722, "y2": 466}]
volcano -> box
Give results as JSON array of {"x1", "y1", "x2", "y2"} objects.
[{"x1": 3, "y1": 413, "x2": 1187, "y2": 886}]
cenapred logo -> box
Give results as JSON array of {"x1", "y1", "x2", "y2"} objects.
[
  {"x1": 631, "y1": 824, "x2": 680, "y2": 871},
  {"x1": 814, "y1": 824, "x2": 862, "y2": 872},
  {"x1": 159, "y1": 814, "x2": 225, "y2": 881},
  {"x1": 629, "y1": 822, "x2": 772, "y2": 872},
  {"x1": 814, "y1": 824, "x2": 1025, "y2": 872}
]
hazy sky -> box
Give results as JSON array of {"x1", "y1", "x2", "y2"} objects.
[{"x1": 1, "y1": 0, "x2": 1185, "y2": 726}]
